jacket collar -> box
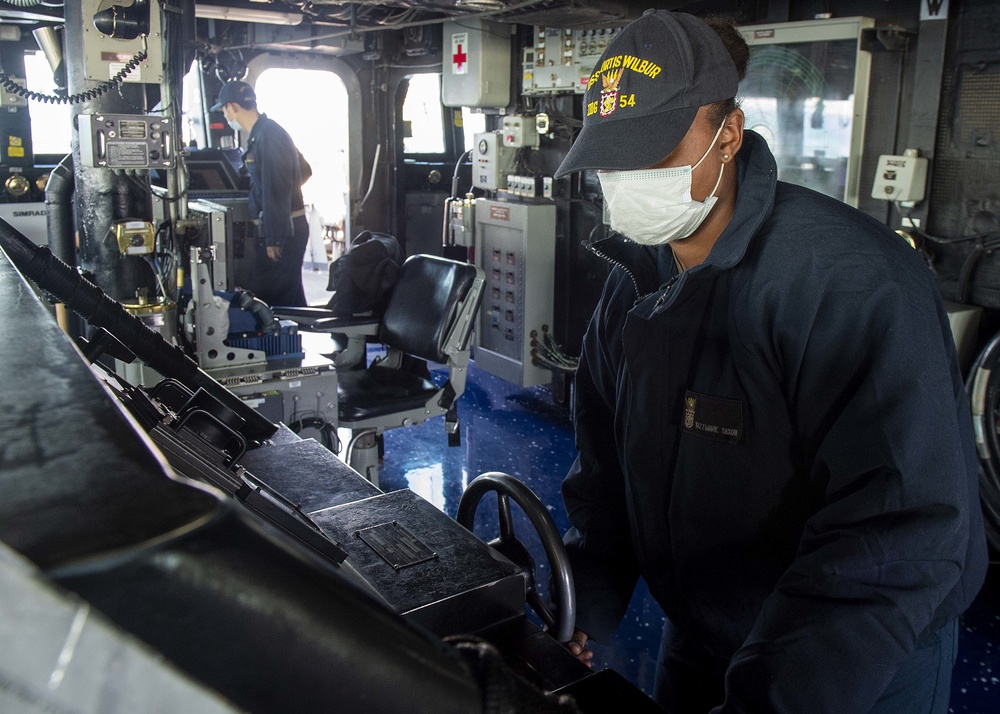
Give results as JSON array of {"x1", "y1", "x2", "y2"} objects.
[
  {"x1": 585, "y1": 130, "x2": 778, "y2": 295},
  {"x1": 700, "y1": 129, "x2": 777, "y2": 272},
  {"x1": 246, "y1": 113, "x2": 270, "y2": 145}
]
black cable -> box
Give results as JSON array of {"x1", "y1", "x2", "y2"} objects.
[
  {"x1": 288, "y1": 415, "x2": 341, "y2": 454},
  {"x1": 530, "y1": 326, "x2": 578, "y2": 374},
  {"x1": 450, "y1": 148, "x2": 472, "y2": 199},
  {"x1": 0, "y1": 43, "x2": 147, "y2": 105},
  {"x1": 966, "y1": 333, "x2": 1000, "y2": 554},
  {"x1": 955, "y1": 237, "x2": 1000, "y2": 304},
  {"x1": 898, "y1": 206, "x2": 987, "y2": 245}
]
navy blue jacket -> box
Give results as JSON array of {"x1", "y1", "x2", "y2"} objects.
[
  {"x1": 562, "y1": 131, "x2": 988, "y2": 712},
  {"x1": 243, "y1": 114, "x2": 307, "y2": 248}
]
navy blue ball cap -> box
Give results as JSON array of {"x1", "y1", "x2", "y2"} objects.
[
  {"x1": 210, "y1": 81, "x2": 256, "y2": 112},
  {"x1": 554, "y1": 11, "x2": 739, "y2": 178}
]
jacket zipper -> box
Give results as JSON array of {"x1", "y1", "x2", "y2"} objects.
[
  {"x1": 586, "y1": 241, "x2": 685, "y2": 310},
  {"x1": 586, "y1": 242, "x2": 657, "y2": 304},
  {"x1": 654, "y1": 273, "x2": 681, "y2": 309},
  {"x1": 587, "y1": 241, "x2": 679, "y2": 586}
]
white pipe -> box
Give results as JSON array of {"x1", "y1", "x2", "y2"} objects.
[{"x1": 194, "y1": 5, "x2": 303, "y2": 26}]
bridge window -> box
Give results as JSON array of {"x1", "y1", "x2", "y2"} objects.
[
  {"x1": 23, "y1": 50, "x2": 71, "y2": 156},
  {"x1": 460, "y1": 108, "x2": 486, "y2": 152},
  {"x1": 402, "y1": 73, "x2": 445, "y2": 154},
  {"x1": 181, "y1": 59, "x2": 207, "y2": 149}
]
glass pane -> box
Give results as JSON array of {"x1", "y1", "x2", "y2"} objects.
[
  {"x1": 23, "y1": 51, "x2": 71, "y2": 156},
  {"x1": 402, "y1": 74, "x2": 445, "y2": 153},
  {"x1": 181, "y1": 59, "x2": 206, "y2": 149},
  {"x1": 741, "y1": 40, "x2": 858, "y2": 202},
  {"x1": 254, "y1": 68, "x2": 350, "y2": 238},
  {"x1": 461, "y1": 108, "x2": 486, "y2": 152}
]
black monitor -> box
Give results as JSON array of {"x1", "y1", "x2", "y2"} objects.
[{"x1": 153, "y1": 148, "x2": 249, "y2": 194}]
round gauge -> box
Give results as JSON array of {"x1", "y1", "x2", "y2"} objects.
[{"x1": 478, "y1": 138, "x2": 489, "y2": 155}]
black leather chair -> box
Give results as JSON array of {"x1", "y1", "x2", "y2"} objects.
[{"x1": 276, "y1": 255, "x2": 484, "y2": 485}]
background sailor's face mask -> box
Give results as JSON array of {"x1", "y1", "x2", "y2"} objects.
[{"x1": 598, "y1": 121, "x2": 726, "y2": 245}]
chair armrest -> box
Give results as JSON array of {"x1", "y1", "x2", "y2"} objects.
[
  {"x1": 310, "y1": 316, "x2": 380, "y2": 337},
  {"x1": 272, "y1": 307, "x2": 381, "y2": 336},
  {"x1": 271, "y1": 305, "x2": 334, "y2": 320},
  {"x1": 271, "y1": 306, "x2": 337, "y2": 328}
]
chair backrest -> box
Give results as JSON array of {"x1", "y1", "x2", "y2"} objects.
[{"x1": 379, "y1": 255, "x2": 483, "y2": 364}]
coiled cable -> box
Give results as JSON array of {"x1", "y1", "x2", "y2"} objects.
[
  {"x1": 966, "y1": 331, "x2": 1000, "y2": 553},
  {"x1": 288, "y1": 415, "x2": 341, "y2": 454},
  {"x1": 0, "y1": 39, "x2": 147, "y2": 105}
]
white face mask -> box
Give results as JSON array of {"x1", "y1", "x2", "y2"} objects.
[
  {"x1": 227, "y1": 118, "x2": 242, "y2": 132},
  {"x1": 599, "y1": 121, "x2": 727, "y2": 246}
]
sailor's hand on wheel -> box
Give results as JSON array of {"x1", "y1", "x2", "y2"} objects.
[
  {"x1": 566, "y1": 628, "x2": 593, "y2": 668},
  {"x1": 267, "y1": 245, "x2": 282, "y2": 261}
]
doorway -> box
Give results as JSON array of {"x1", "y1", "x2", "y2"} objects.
[{"x1": 255, "y1": 68, "x2": 350, "y2": 272}]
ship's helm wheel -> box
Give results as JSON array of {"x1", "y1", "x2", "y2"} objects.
[{"x1": 457, "y1": 472, "x2": 576, "y2": 643}]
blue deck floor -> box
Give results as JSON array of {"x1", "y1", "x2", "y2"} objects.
[{"x1": 375, "y1": 361, "x2": 1000, "y2": 712}]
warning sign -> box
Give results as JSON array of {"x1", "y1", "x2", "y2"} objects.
[{"x1": 451, "y1": 32, "x2": 469, "y2": 75}]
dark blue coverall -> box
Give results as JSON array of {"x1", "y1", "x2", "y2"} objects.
[
  {"x1": 243, "y1": 114, "x2": 309, "y2": 307},
  {"x1": 563, "y1": 130, "x2": 988, "y2": 713}
]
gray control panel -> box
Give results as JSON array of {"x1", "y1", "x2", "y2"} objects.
[
  {"x1": 474, "y1": 199, "x2": 556, "y2": 387},
  {"x1": 79, "y1": 113, "x2": 176, "y2": 169}
]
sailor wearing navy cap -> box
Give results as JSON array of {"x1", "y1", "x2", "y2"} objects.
[
  {"x1": 213, "y1": 80, "x2": 311, "y2": 307},
  {"x1": 556, "y1": 10, "x2": 986, "y2": 714}
]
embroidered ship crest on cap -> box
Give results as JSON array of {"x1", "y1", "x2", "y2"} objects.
[{"x1": 600, "y1": 68, "x2": 623, "y2": 117}]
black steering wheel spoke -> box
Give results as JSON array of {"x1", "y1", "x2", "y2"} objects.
[
  {"x1": 497, "y1": 493, "x2": 516, "y2": 543},
  {"x1": 457, "y1": 472, "x2": 577, "y2": 643},
  {"x1": 527, "y1": 589, "x2": 557, "y2": 630}
]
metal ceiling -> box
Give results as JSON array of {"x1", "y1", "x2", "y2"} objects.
[
  {"x1": 0, "y1": 1, "x2": 693, "y2": 29},
  {"x1": 216, "y1": 0, "x2": 661, "y2": 29}
]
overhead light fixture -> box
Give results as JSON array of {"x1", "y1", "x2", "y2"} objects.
[
  {"x1": 454, "y1": 0, "x2": 508, "y2": 9},
  {"x1": 194, "y1": 5, "x2": 304, "y2": 26}
]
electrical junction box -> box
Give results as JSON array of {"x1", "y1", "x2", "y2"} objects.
[
  {"x1": 81, "y1": 0, "x2": 163, "y2": 84},
  {"x1": 871, "y1": 152, "x2": 928, "y2": 203},
  {"x1": 79, "y1": 113, "x2": 176, "y2": 169},
  {"x1": 441, "y1": 19, "x2": 511, "y2": 108},
  {"x1": 114, "y1": 220, "x2": 155, "y2": 255},
  {"x1": 501, "y1": 115, "x2": 538, "y2": 148},
  {"x1": 527, "y1": 26, "x2": 623, "y2": 95},
  {"x1": 472, "y1": 131, "x2": 516, "y2": 190},
  {"x1": 474, "y1": 199, "x2": 556, "y2": 388}
]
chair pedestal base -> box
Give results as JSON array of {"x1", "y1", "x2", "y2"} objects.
[{"x1": 345, "y1": 429, "x2": 380, "y2": 488}]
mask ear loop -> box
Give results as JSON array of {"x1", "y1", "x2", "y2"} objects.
[
  {"x1": 705, "y1": 161, "x2": 725, "y2": 200},
  {"x1": 693, "y1": 121, "x2": 728, "y2": 200},
  {"x1": 692, "y1": 121, "x2": 727, "y2": 170}
]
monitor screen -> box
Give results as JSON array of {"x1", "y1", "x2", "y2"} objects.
[{"x1": 181, "y1": 148, "x2": 249, "y2": 193}]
